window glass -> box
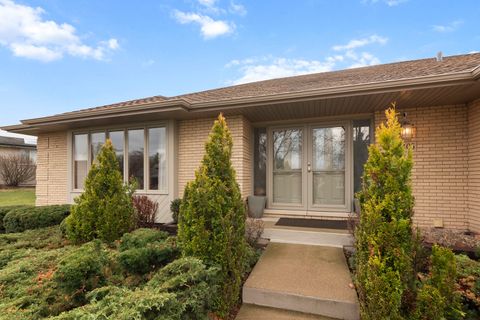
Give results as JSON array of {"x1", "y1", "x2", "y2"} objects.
[
  {"x1": 272, "y1": 129, "x2": 302, "y2": 204},
  {"x1": 109, "y1": 131, "x2": 124, "y2": 177},
  {"x1": 91, "y1": 132, "x2": 105, "y2": 162},
  {"x1": 73, "y1": 134, "x2": 88, "y2": 189},
  {"x1": 128, "y1": 129, "x2": 144, "y2": 189},
  {"x1": 148, "y1": 127, "x2": 166, "y2": 190},
  {"x1": 29, "y1": 150, "x2": 37, "y2": 164},
  {"x1": 312, "y1": 127, "x2": 346, "y2": 205},
  {"x1": 353, "y1": 120, "x2": 371, "y2": 193},
  {"x1": 253, "y1": 128, "x2": 267, "y2": 196}
]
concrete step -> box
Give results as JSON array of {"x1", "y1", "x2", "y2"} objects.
[
  {"x1": 236, "y1": 304, "x2": 336, "y2": 320},
  {"x1": 262, "y1": 225, "x2": 353, "y2": 248},
  {"x1": 243, "y1": 243, "x2": 359, "y2": 320}
]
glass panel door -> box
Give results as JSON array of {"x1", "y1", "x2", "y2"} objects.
[
  {"x1": 272, "y1": 128, "x2": 303, "y2": 204},
  {"x1": 309, "y1": 126, "x2": 346, "y2": 208}
]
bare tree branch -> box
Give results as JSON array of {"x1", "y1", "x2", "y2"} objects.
[{"x1": 0, "y1": 154, "x2": 36, "y2": 187}]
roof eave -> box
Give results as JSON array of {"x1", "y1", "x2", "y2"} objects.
[
  {"x1": 3, "y1": 68, "x2": 479, "y2": 136},
  {"x1": 22, "y1": 98, "x2": 192, "y2": 125},
  {"x1": 190, "y1": 70, "x2": 477, "y2": 110}
]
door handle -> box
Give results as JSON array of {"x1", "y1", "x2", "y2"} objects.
[{"x1": 307, "y1": 162, "x2": 311, "y2": 173}]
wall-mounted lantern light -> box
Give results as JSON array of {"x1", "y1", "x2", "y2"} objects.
[{"x1": 400, "y1": 112, "x2": 416, "y2": 140}]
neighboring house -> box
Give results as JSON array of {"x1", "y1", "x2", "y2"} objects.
[
  {"x1": 3, "y1": 53, "x2": 480, "y2": 232},
  {"x1": 0, "y1": 136, "x2": 37, "y2": 186}
]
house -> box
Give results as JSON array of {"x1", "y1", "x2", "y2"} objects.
[
  {"x1": 0, "y1": 136, "x2": 36, "y2": 186},
  {"x1": 3, "y1": 52, "x2": 480, "y2": 232}
]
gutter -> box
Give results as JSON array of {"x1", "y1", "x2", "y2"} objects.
[
  {"x1": 0, "y1": 143, "x2": 36, "y2": 148},
  {"x1": 2, "y1": 67, "x2": 480, "y2": 134}
]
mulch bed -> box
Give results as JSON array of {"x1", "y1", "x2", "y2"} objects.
[{"x1": 421, "y1": 228, "x2": 480, "y2": 259}]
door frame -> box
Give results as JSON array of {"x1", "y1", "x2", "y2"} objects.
[{"x1": 266, "y1": 120, "x2": 353, "y2": 214}]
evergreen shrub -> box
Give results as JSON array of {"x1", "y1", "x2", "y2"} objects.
[
  {"x1": 65, "y1": 139, "x2": 135, "y2": 243},
  {"x1": 3, "y1": 205, "x2": 70, "y2": 233},
  {"x1": 178, "y1": 114, "x2": 247, "y2": 317},
  {"x1": 118, "y1": 229, "x2": 178, "y2": 274},
  {"x1": 54, "y1": 240, "x2": 108, "y2": 303},
  {"x1": 355, "y1": 106, "x2": 415, "y2": 319}
]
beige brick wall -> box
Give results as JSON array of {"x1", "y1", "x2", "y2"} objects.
[
  {"x1": 468, "y1": 99, "x2": 480, "y2": 233},
  {"x1": 177, "y1": 115, "x2": 252, "y2": 198},
  {"x1": 375, "y1": 104, "x2": 469, "y2": 230},
  {"x1": 36, "y1": 131, "x2": 68, "y2": 205}
]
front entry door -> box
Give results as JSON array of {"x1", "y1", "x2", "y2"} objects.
[
  {"x1": 269, "y1": 123, "x2": 350, "y2": 213},
  {"x1": 307, "y1": 125, "x2": 349, "y2": 212}
]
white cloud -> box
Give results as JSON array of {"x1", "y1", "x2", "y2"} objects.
[
  {"x1": 362, "y1": 0, "x2": 408, "y2": 6},
  {"x1": 229, "y1": 1, "x2": 247, "y2": 16},
  {"x1": 107, "y1": 38, "x2": 119, "y2": 50},
  {"x1": 172, "y1": 1, "x2": 245, "y2": 39},
  {"x1": 0, "y1": 0, "x2": 119, "y2": 62},
  {"x1": 226, "y1": 55, "x2": 347, "y2": 85},
  {"x1": 198, "y1": 0, "x2": 218, "y2": 7},
  {"x1": 345, "y1": 51, "x2": 381, "y2": 68},
  {"x1": 173, "y1": 10, "x2": 234, "y2": 39},
  {"x1": 333, "y1": 35, "x2": 388, "y2": 51},
  {"x1": 432, "y1": 20, "x2": 463, "y2": 33},
  {"x1": 227, "y1": 33, "x2": 387, "y2": 84}
]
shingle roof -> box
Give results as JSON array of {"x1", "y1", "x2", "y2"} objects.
[
  {"x1": 54, "y1": 52, "x2": 480, "y2": 116},
  {"x1": 0, "y1": 136, "x2": 36, "y2": 148}
]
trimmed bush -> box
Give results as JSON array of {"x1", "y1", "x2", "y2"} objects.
[
  {"x1": 54, "y1": 240, "x2": 108, "y2": 303},
  {"x1": 0, "y1": 205, "x2": 30, "y2": 232},
  {"x1": 178, "y1": 114, "x2": 247, "y2": 317},
  {"x1": 355, "y1": 106, "x2": 415, "y2": 319},
  {"x1": 118, "y1": 229, "x2": 178, "y2": 274},
  {"x1": 430, "y1": 245, "x2": 463, "y2": 319},
  {"x1": 148, "y1": 257, "x2": 220, "y2": 317},
  {"x1": 3, "y1": 205, "x2": 70, "y2": 233},
  {"x1": 170, "y1": 198, "x2": 181, "y2": 224},
  {"x1": 415, "y1": 284, "x2": 446, "y2": 320},
  {"x1": 119, "y1": 228, "x2": 169, "y2": 251},
  {"x1": 52, "y1": 257, "x2": 218, "y2": 320},
  {"x1": 65, "y1": 139, "x2": 135, "y2": 243}
]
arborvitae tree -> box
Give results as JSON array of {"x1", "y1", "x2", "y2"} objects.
[
  {"x1": 66, "y1": 139, "x2": 135, "y2": 243},
  {"x1": 355, "y1": 106, "x2": 415, "y2": 319},
  {"x1": 178, "y1": 114, "x2": 247, "y2": 317}
]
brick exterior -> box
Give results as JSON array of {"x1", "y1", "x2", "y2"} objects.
[
  {"x1": 177, "y1": 115, "x2": 252, "y2": 198},
  {"x1": 36, "y1": 131, "x2": 68, "y2": 205},
  {"x1": 375, "y1": 104, "x2": 469, "y2": 230},
  {"x1": 468, "y1": 99, "x2": 480, "y2": 233},
  {"x1": 33, "y1": 104, "x2": 480, "y2": 232}
]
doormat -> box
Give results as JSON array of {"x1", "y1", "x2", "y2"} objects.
[{"x1": 275, "y1": 218, "x2": 348, "y2": 230}]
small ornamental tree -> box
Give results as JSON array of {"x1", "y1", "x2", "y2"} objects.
[
  {"x1": 355, "y1": 106, "x2": 415, "y2": 319},
  {"x1": 65, "y1": 139, "x2": 135, "y2": 243},
  {"x1": 178, "y1": 114, "x2": 247, "y2": 317}
]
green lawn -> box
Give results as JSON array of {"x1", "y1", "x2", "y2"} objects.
[{"x1": 0, "y1": 188, "x2": 35, "y2": 206}]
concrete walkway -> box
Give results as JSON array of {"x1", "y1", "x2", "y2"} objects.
[
  {"x1": 236, "y1": 305, "x2": 336, "y2": 320},
  {"x1": 240, "y1": 243, "x2": 359, "y2": 320}
]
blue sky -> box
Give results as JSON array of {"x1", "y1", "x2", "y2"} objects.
[{"x1": 0, "y1": 0, "x2": 479, "y2": 142}]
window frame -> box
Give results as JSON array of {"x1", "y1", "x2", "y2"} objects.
[
  {"x1": 70, "y1": 122, "x2": 168, "y2": 194},
  {"x1": 146, "y1": 126, "x2": 168, "y2": 192},
  {"x1": 72, "y1": 131, "x2": 90, "y2": 192}
]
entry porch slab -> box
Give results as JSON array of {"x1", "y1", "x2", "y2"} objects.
[{"x1": 242, "y1": 243, "x2": 359, "y2": 320}]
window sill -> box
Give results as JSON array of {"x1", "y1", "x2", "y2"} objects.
[{"x1": 70, "y1": 189, "x2": 169, "y2": 196}]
